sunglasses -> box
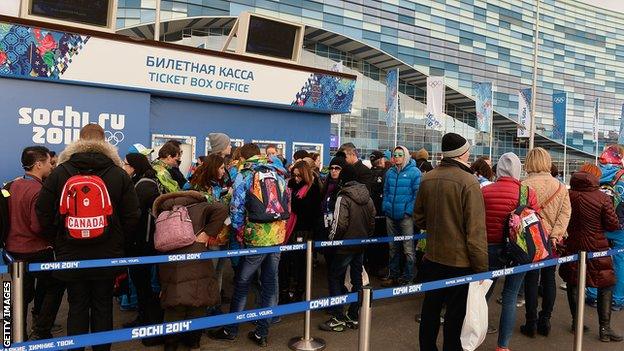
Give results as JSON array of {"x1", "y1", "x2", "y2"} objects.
[
  {"x1": 393, "y1": 153, "x2": 404, "y2": 158},
  {"x1": 329, "y1": 166, "x2": 342, "y2": 171}
]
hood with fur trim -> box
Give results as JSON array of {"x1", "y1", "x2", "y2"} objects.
[
  {"x1": 58, "y1": 139, "x2": 123, "y2": 167},
  {"x1": 152, "y1": 190, "x2": 206, "y2": 217}
]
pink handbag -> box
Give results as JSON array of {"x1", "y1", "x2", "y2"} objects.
[{"x1": 154, "y1": 205, "x2": 196, "y2": 252}]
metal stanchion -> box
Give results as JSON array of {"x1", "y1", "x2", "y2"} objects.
[
  {"x1": 11, "y1": 260, "x2": 26, "y2": 342},
  {"x1": 358, "y1": 286, "x2": 373, "y2": 351},
  {"x1": 289, "y1": 240, "x2": 326, "y2": 351},
  {"x1": 574, "y1": 251, "x2": 587, "y2": 351}
]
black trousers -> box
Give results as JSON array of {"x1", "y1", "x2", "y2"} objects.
[
  {"x1": 524, "y1": 265, "x2": 556, "y2": 325},
  {"x1": 128, "y1": 264, "x2": 163, "y2": 325},
  {"x1": 163, "y1": 306, "x2": 204, "y2": 347},
  {"x1": 364, "y1": 217, "x2": 389, "y2": 276},
  {"x1": 10, "y1": 249, "x2": 64, "y2": 339},
  {"x1": 418, "y1": 260, "x2": 473, "y2": 351},
  {"x1": 66, "y1": 279, "x2": 114, "y2": 351}
]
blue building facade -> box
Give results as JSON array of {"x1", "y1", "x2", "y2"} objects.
[{"x1": 116, "y1": 0, "x2": 624, "y2": 166}]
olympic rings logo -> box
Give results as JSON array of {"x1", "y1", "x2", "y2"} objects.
[
  {"x1": 554, "y1": 97, "x2": 565, "y2": 104},
  {"x1": 105, "y1": 131, "x2": 125, "y2": 146},
  {"x1": 429, "y1": 80, "x2": 442, "y2": 88}
]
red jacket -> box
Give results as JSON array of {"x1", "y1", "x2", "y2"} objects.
[
  {"x1": 482, "y1": 177, "x2": 538, "y2": 244},
  {"x1": 559, "y1": 172, "x2": 620, "y2": 288},
  {"x1": 6, "y1": 176, "x2": 51, "y2": 254}
]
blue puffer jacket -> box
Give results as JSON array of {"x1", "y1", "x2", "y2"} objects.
[{"x1": 382, "y1": 151, "x2": 422, "y2": 220}]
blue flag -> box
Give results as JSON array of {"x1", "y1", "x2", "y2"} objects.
[
  {"x1": 473, "y1": 82, "x2": 493, "y2": 133},
  {"x1": 385, "y1": 69, "x2": 398, "y2": 127},
  {"x1": 552, "y1": 92, "x2": 567, "y2": 140}
]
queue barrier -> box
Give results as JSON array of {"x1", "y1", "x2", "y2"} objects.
[
  {"x1": 27, "y1": 234, "x2": 426, "y2": 273},
  {"x1": 3, "y1": 293, "x2": 358, "y2": 351},
  {"x1": 5, "y1": 239, "x2": 624, "y2": 351}
]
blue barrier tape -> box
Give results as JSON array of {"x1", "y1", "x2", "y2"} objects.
[
  {"x1": 373, "y1": 254, "x2": 579, "y2": 300},
  {"x1": 314, "y1": 233, "x2": 427, "y2": 248},
  {"x1": 588, "y1": 247, "x2": 624, "y2": 259},
  {"x1": 28, "y1": 244, "x2": 307, "y2": 272},
  {"x1": 4, "y1": 293, "x2": 358, "y2": 351}
]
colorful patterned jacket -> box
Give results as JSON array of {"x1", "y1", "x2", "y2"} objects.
[
  {"x1": 152, "y1": 159, "x2": 180, "y2": 194},
  {"x1": 230, "y1": 155, "x2": 289, "y2": 247}
]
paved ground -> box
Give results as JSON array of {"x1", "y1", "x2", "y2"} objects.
[{"x1": 13, "y1": 259, "x2": 624, "y2": 350}]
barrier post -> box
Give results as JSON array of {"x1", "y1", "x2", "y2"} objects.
[
  {"x1": 358, "y1": 286, "x2": 373, "y2": 351},
  {"x1": 11, "y1": 260, "x2": 26, "y2": 342},
  {"x1": 289, "y1": 240, "x2": 326, "y2": 351},
  {"x1": 574, "y1": 251, "x2": 587, "y2": 351}
]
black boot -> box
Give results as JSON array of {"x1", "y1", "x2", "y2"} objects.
[
  {"x1": 537, "y1": 316, "x2": 551, "y2": 337},
  {"x1": 520, "y1": 323, "x2": 537, "y2": 338},
  {"x1": 598, "y1": 288, "x2": 623, "y2": 342}
]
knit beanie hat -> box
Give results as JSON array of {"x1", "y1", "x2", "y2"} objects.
[
  {"x1": 329, "y1": 156, "x2": 347, "y2": 169},
  {"x1": 293, "y1": 149, "x2": 310, "y2": 161},
  {"x1": 369, "y1": 150, "x2": 384, "y2": 163},
  {"x1": 413, "y1": 148, "x2": 429, "y2": 160},
  {"x1": 208, "y1": 133, "x2": 231, "y2": 154},
  {"x1": 340, "y1": 164, "x2": 358, "y2": 183},
  {"x1": 441, "y1": 133, "x2": 470, "y2": 158},
  {"x1": 496, "y1": 152, "x2": 522, "y2": 180}
]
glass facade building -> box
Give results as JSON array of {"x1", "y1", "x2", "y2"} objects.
[{"x1": 116, "y1": 0, "x2": 624, "y2": 167}]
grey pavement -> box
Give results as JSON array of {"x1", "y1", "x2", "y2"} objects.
[{"x1": 13, "y1": 260, "x2": 624, "y2": 351}]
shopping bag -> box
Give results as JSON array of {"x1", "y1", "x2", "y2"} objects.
[
  {"x1": 460, "y1": 279, "x2": 493, "y2": 351},
  {"x1": 344, "y1": 267, "x2": 370, "y2": 290}
]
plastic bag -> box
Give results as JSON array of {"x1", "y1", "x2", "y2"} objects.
[
  {"x1": 460, "y1": 279, "x2": 493, "y2": 351},
  {"x1": 344, "y1": 267, "x2": 370, "y2": 290}
]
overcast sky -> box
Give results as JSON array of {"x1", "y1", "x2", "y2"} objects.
[{"x1": 581, "y1": 0, "x2": 624, "y2": 13}]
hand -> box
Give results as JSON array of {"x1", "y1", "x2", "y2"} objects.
[
  {"x1": 196, "y1": 232, "x2": 209, "y2": 245},
  {"x1": 549, "y1": 237, "x2": 558, "y2": 249}
]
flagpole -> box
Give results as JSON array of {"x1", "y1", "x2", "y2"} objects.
[
  {"x1": 563, "y1": 96, "x2": 568, "y2": 181},
  {"x1": 488, "y1": 83, "x2": 494, "y2": 160},
  {"x1": 594, "y1": 98, "x2": 599, "y2": 165},
  {"x1": 394, "y1": 69, "x2": 399, "y2": 147},
  {"x1": 528, "y1": 0, "x2": 541, "y2": 150},
  {"x1": 154, "y1": 0, "x2": 162, "y2": 41}
]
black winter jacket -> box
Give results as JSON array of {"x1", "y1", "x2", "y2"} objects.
[
  {"x1": 370, "y1": 166, "x2": 386, "y2": 215},
  {"x1": 289, "y1": 179, "x2": 321, "y2": 233},
  {"x1": 330, "y1": 181, "x2": 375, "y2": 253},
  {"x1": 36, "y1": 139, "x2": 140, "y2": 281},
  {"x1": 127, "y1": 175, "x2": 161, "y2": 257},
  {"x1": 353, "y1": 160, "x2": 374, "y2": 192}
]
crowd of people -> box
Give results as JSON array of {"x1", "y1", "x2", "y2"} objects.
[{"x1": 3, "y1": 124, "x2": 624, "y2": 351}]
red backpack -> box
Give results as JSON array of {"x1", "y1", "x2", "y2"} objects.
[{"x1": 59, "y1": 164, "x2": 113, "y2": 241}]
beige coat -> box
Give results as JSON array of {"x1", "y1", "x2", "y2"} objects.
[{"x1": 522, "y1": 172, "x2": 571, "y2": 240}]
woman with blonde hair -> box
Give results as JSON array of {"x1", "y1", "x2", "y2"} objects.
[{"x1": 520, "y1": 147, "x2": 571, "y2": 337}]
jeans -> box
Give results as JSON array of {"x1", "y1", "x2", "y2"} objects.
[
  {"x1": 524, "y1": 265, "x2": 557, "y2": 325},
  {"x1": 328, "y1": 253, "x2": 364, "y2": 319},
  {"x1": 66, "y1": 279, "x2": 114, "y2": 351},
  {"x1": 418, "y1": 260, "x2": 473, "y2": 351},
  {"x1": 485, "y1": 244, "x2": 526, "y2": 347},
  {"x1": 386, "y1": 216, "x2": 415, "y2": 281},
  {"x1": 225, "y1": 252, "x2": 280, "y2": 337}
]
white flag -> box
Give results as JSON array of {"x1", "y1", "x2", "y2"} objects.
[
  {"x1": 517, "y1": 88, "x2": 532, "y2": 138},
  {"x1": 425, "y1": 76, "x2": 445, "y2": 131}
]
